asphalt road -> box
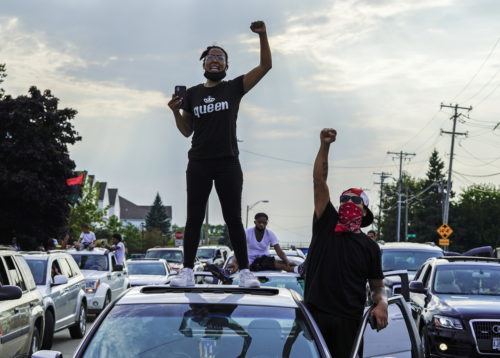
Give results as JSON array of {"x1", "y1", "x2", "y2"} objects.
[{"x1": 51, "y1": 321, "x2": 94, "y2": 357}]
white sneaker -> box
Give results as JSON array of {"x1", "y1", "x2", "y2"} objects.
[
  {"x1": 238, "y1": 269, "x2": 260, "y2": 288},
  {"x1": 169, "y1": 268, "x2": 195, "y2": 287}
]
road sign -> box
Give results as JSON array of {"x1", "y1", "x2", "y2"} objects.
[
  {"x1": 175, "y1": 231, "x2": 184, "y2": 240},
  {"x1": 439, "y1": 238, "x2": 450, "y2": 246},
  {"x1": 436, "y1": 224, "x2": 453, "y2": 238},
  {"x1": 407, "y1": 234, "x2": 416, "y2": 238},
  {"x1": 175, "y1": 239, "x2": 183, "y2": 247}
]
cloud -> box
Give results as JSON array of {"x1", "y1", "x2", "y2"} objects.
[
  {"x1": 241, "y1": 102, "x2": 300, "y2": 123},
  {"x1": 0, "y1": 17, "x2": 165, "y2": 120}
]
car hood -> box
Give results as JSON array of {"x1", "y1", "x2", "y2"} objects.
[
  {"x1": 434, "y1": 294, "x2": 500, "y2": 318},
  {"x1": 129, "y1": 275, "x2": 168, "y2": 285},
  {"x1": 81, "y1": 270, "x2": 108, "y2": 280}
]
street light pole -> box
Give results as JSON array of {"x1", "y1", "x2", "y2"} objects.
[{"x1": 245, "y1": 200, "x2": 269, "y2": 229}]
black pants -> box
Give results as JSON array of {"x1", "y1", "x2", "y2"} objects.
[
  {"x1": 183, "y1": 157, "x2": 248, "y2": 269},
  {"x1": 308, "y1": 305, "x2": 361, "y2": 358}
]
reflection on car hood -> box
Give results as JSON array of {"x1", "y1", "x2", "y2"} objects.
[
  {"x1": 129, "y1": 275, "x2": 168, "y2": 285},
  {"x1": 435, "y1": 294, "x2": 500, "y2": 318},
  {"x1": 81, "y1": 270, "x2": 108, "y2": 279}
]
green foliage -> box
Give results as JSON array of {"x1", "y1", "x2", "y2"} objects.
[
  {"x1": 145, "y1": 193, "x2": 171, "y2": 234},
  {"x1": 0, "y1": 83, "x2": 81, "y2": 249},
  {"x1": 68, "y1": 179, "x2": 108, "y2": 239},
  {"x1": 122, "y1": 223, "x2": 142, "y2": 253},
  {"x1": 0, "y1": 64, "x2": 6, "y2": 99},
  {"x1": 95, "y1": 215, "x2": 123, "y2": 240},
  {"x1": 217, "y1": 225, "x2": 232, "y2": 249},
  {"x1": 143, "y1": 228, "x2": 172, "y2": 250}
]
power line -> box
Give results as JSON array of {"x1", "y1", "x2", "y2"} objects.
[{"x1": 454, "y1": 170, "x2": 500, "y2": 178}]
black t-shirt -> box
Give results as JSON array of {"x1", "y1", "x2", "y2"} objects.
[
  {"x1": 304, "y1": 202, "x2": 384, "y2": 320},
  {"x1": 182, "y1": 75, "x2": 245, "y2": 160}
]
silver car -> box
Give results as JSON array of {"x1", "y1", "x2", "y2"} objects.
[
  {"x1": 23, "y1": 250, "x2": 87, "y2": 349},
  {"x1": 126, "y1": 258, "x2": 171, "y2": 286}
]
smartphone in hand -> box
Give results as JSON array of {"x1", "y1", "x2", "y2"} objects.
[{"x1": 175, "y1": 85, "x2": 186, "y2": 99}]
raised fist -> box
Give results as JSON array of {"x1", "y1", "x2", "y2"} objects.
[
  {"x1": 320, "y1": 128, "x2": 337, "y2": 144},
  {"x1": 250, "y1": 21, "x2": 266, "y2": 34}
]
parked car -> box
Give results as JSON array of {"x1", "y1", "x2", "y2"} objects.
[
  {"x1": 67, "y1": 248, "x2": 130, "y2": 315},
  {"x1": 145, "y1": 247, "x2": 202, "y2": 273},
  {"x1": 0, "y1": 248, "x2": 45, "y2": 357},
  {"x1": 23, "y1": 250, "x2": 87, "y2": 348},
  {"x1": 410, "y1": 256, "x2": 500, "y2": 357},
  {"x1": 32, "y1": 285, "x2": 423, "y2": 358},
  {"x1": 126, "y1": 258, "x2": 171, "y2": 286},
  {"x1": 379, "y1": 242, "x2": 444, "y2": 297},
  {"x1": 230, "y1": 270, "x2": 305, "y2": 295},
  {"x1": 196, "y1": 245, "x2": 231, "y2": 267}
]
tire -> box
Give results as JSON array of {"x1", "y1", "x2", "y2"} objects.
[
  {"x1": 41, "y1": 311, "x2": 55, "y2": 349},
  {"x1": 29, "y1": 325, "x2": 41, "y2": 355},
  {"x1": 420, "y1": 326, "x2": 431, "y2": 358},
  {"x1": 69, "y1": 302, "x2": 87, "y2": 339}
]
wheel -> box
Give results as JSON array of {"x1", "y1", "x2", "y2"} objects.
[
  {"x1": 420, "y1": 326, "x2": 431, "y2": 358},
  {"x1": 29, "y1": 325, "x2": 41, "y2": 355},
  {"x1": 69, "y1": 302, "x2": 87, "y2": 339},
  {"x1": 41, "y1": 311, "x2": 55, "y2": 349}
]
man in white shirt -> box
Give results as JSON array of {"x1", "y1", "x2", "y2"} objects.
[
  {"x1": 77, "y1": 224, "x2": 96, "y2": 250},
  {"x1": 229, "y1": 213, "x2": 294, "y2": 272},
  {"x1": 107, "y1": 233, "x2": 125, "y2": 271}
]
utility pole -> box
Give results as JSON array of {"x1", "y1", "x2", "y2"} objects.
[
  {"x1": 404, "y1": 186, "x2": 409, "y2": 241},
  {"x1": 374, "y1": 172, "x2": 392, "y2": 238},
  {"x1": 387, "y1": 151, "x2": 416, "y2": 242},
  {"x1": 440, "y1": 103, "x2": 471, "y2": 224}
]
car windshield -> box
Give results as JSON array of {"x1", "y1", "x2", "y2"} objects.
[
  {"x1": 145, "y1": 250, "x2": 183, "y2": 263},
  {"x1": 128, "y1": 263, "x2": 166, "y2": 276},
  {"x1": 434, "y1": 265, "x2": 500, "y2": 295},
  {"x1": 71, "y1": 254, "x2": 109, "y2": 271},
  {"x1": 26, "y1": 259, "x2": 47, "y2": 285},
  {"x1": 232, "y1": 275, "x2": 305, "y2": 296},
  {"x1": 82, "y1": 303, "x2": 321, "y2": 358},
  {"x1": 196, "y1": 248, "x2": 216, "y2": 259},
  {"x1": 382, "y1": 249, "x2": 443, "y2": 271}
]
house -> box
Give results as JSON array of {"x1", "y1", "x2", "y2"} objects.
[{"x1": 119, "y1": 196, "x2": 172, "y2": 229}]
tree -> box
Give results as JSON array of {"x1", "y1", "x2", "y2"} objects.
[
  {"x1": 122, "y1": 223, "x2": 143, "y2": 253},
  {"x1": 0, "y1": 64, "x2": 6, "y2": 99},
  {"x1": 95, "y1": 215, "x2": 123, "y2": 242},
  {"x1": 218, "y1": 225, "x2": 232, "y2": 249},
  {"x1": 0, "y1": 82, "x2": 81, "y2": 249},
  {"x1": 67, "y1": 178, "x2": 107, "y2": 240},
  {"x1": 145, "y1": 193, "x2": 171, "y2": 234}
]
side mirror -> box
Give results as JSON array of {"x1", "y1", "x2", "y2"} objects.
[
  {"x1": 31, "y1": 351, "x2": 63, "y2": 358},
  {"x1": 52, "y1": 274, "x2": 68, "y2": 286},
  {"x1": 0, "y1": 285, "x2": 22, "y2": 301},
  {"x1": 409, "y1": 280, "x2": 427, "y2": 294}
]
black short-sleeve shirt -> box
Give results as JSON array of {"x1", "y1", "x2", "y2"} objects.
[
  {"x1": 304, "y1": 202, "x2": 384, "y2": 320},
  {"x1": 182, "y1": 75, "x2": 245, "y2": 160}
]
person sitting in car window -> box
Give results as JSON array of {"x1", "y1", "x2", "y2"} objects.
[{"x1": 229, "y1": 213, "x2": 295, "y2": 273}]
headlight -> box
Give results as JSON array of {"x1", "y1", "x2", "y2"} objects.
[
  {"x1": 433, "y1": 315, "x2": 463, "y2": 330},
  {"x1": 85, "y1": 279, "x2": 100, "y2": 293}
]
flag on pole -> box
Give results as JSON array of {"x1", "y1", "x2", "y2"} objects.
[{"x1": 66, "y1": 174, "x2": 84, "y2": 186}]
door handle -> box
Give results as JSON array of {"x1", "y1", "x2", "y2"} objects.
[
  {"x1": 13, "y1": 307, "x2": 20, "y2": 314},
  {"x1": 107, "y1": 274, "x2": 112, "y2": 279},
  {"x1": 29, "y1": 302, "x2": 36, "y2": 308}
]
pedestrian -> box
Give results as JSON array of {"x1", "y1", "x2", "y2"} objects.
[
  {"x1": 10, "y1": 235, "x2": 20, "y2": 251},
  {"x1": 229, "y1": 213, "x2": 295, "y2": 273},
  {"x1": 303, "y1": 128, "x2": 388, "y2": 358},
  {"x1": 77, "y1": 224, "x2": 96, "y2": 250},
  {"x1": 367, "y1": 230, "x2": 377, "y2": 241},
  {"x1": 167, "y1": 21, "x2": 272, "y2": 288},
  {"x1": 106, "y1": 233, "x2": 125, "y2": 271}
]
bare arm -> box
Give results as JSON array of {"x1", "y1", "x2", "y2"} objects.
[
  {"x1": 243, "y1": 21, "x2": 272, "y2": 94},
  {"x1": 314, "y1": 129, "x2": 336, "y2": 218},
  {"x1": 273, "y1": 244, "x2": 290, "y2": 265},
  {"x1": 167, "y1": 95, "x2": 194, "y2": 137},
  {"x1": 369, "y1": 279, "x2": 389, "y2": 330}
]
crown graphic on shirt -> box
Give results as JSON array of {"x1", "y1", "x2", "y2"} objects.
[{"x1": 203, "y1": 96, "x2": 216, "y2": 104}]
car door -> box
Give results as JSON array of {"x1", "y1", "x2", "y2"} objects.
[
  {"x1": 48, "y1": 258, "x2": 68, "y2": 329},
  {"x1": 351, "y1": 295, "x2": 423, "y2": 358},
  {"x1": 57, "y1": 257, "x2": 79, "y2": 325},
  {"x1": 409, "y1": 264, "x2": 432, "y2": 322},
  {"x1": 110, "y1": 254, "x2": 124, "y2": 298},
  {"x1": 0, "y1": 255, "x2": 31, "y2": 357}
]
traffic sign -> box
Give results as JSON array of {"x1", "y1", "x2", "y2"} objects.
[
  {"x1": 175, "y1": 231, "x2": 184, "y2": 239},
  {"x1": 436, "y1": 224, "x2": 453, "y2": 238},
  {"x1": 439, "y1": 238, "x2": 450, "y2": 246}
]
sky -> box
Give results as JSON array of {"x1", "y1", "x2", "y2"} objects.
[{"x1": 2, "y1": 0, "x2": 500, "y2": 245}]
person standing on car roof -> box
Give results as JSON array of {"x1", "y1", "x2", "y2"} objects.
[
  {"x1": 304, "y1": 128, "x2": 388, "y2": 358},
  {"x1": 167, "y1": 21, "x2": 272, "y2": 288},
  {"x1": 228, "y1": 212, "x2": 295, "y2": 273}
]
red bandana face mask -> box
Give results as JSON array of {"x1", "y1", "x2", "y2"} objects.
[{"x1": 335, "y1": 202, "x2": 363, "y2": 233}]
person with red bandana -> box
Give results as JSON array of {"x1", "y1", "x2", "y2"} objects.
[{"x1": 303, "y1": 128, "x2": 388, "y2": 358}]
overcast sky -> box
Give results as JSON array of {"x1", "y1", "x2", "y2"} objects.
[{"x1": 2, "y1": 0, "x2": 500, "y2": 245}]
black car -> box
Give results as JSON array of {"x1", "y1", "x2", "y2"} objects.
[{"x1": 410, "y1": 256, "x2": 500, "y2": 357}]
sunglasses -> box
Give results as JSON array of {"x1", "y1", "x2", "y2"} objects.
[
  {"x1": 206, "y1": 54, "x2": 226, "y2": 62},
  {"x1": 340, "y1": 195, "x2": 363, "y2": 205}
]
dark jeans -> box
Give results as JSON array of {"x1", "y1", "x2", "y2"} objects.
[
  {"x1": 183, "y1": 157, "x2": 248, "y2": 269},
  {"x1": 308, "y1": 305, "x2": 361, "y2": 358}
]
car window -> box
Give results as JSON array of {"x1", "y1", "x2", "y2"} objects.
[
  {"x1": 15, "y1": 256, "x2": 36, "y2": 290},
  {"x1": 58, "y1": 258, "x2": 73, "y2": 278},
  {"x1": 71, "y1": 254, "x2": 109, "y2": 271},
  {"x1": 422, "y1": 265, "x2": 432, "y2": 288},
  {"x1": 434, "y1": 265, "x2": 500, "y2": 295},
  {"x1": 26, "y1": 259, "x2": 48, "y2": 285},
  {"x1": 231, "y1": 275, "x2": 305, "y2": 296},
  {"x1": 145, "y1": 250, "x2": 183, "y2": 263},
  {"x1": 128, "y1": 263, "x2": 167, "y2": 276},
  {"x1": 67, "y1": 257, "x2": 82, "y2": 276},
  {"x1": 381, "y1": 249, "x2": 443, "y2": 271},
  {"x1": 196, "y1": 248, "x2": 216, "y2": 259},
  {"x1": 81, "y1": 304, "x2": 321, "y2": 358},
  {"x1": 4, "y1": 255, "x2": 27, "y2": 291},
  {"x1": 0, "y1": 257, "x2": 10, "y2": 285}
]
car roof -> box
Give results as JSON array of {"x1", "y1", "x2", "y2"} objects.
[
  {"x1": 116, "y1": 286, "x2": 299, "y2": 308},
  {"x1": 126, "y1": 258, "x2": 167, "y2": 264},
  {"x1": 146, "y1": 247, "x2": 182, "y2": 251},
  {"x1": 66, "y1": 248, "x2": 110, "y2": 255},
  {"x1": 431, "y1": 256, "x2": 500, "y2": 266},
  {"x1": 379, "y1": 242, "x2": 443, "y2": 251}
]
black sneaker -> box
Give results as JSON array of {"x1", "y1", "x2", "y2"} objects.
[{"x1": 204, "y1": 264, "x2": 233, "y2": 284}]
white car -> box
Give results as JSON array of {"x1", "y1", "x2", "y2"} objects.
[
  {"x1": 196, "y1": 245, "x2": 231, "y2": 267},
  {"x1": 126, "y1": 258, "x2": 171, "y2": 287},
  {"x1": 67, "y1": 248, "x2": 129, "y2": 315}
]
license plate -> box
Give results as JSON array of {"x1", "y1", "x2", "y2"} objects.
[{"x1": 493, "y1": 337, "x2": 500, "y2": 351}]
